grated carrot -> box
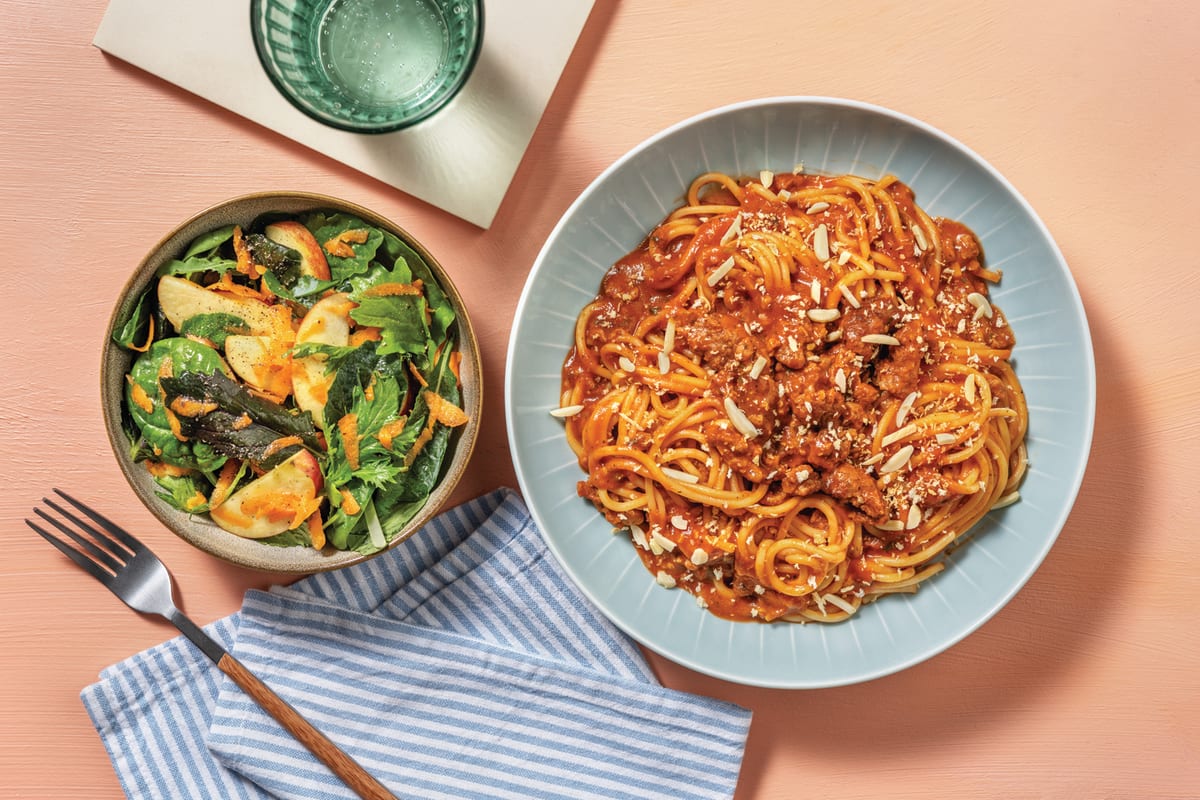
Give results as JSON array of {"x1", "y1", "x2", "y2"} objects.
[
  {"x1": 232, "y1": 226, "x2": 260, "y2": 279},
  {"x1": 323, "y1": 228, "x2": 370, "y2": 258},
  {"x1": 165, "y1": 408, "x2": 189, "y2": 442},
  {"x1": 337, "y1": 413, "x2": 360, "y2": 470},
  {"x1": 128, "y1": 315, "x2": 155, "y2": 353},
  {"x1": 425, "y1": 391, "x2": 469, "y2": 427},
  {"x1": 144, "y1": 461, "x2": 193, "y2": 478},
  {"x1": 339, "y1": 488, "x2": 361, "y2": 516},
  {"x1": 169, "y1": 397, "x2": 219, "y2": 418},
  {"x1": 290, "y1": 495, "x2": 323, "y2": 530},
  {"x1": 348, "y1": 327, "x2": 382, "y2": 346},
  {"x1": 363, "y1": 280, "x2": 423, "y2": 298},
  {"x1": 403, "y1": 419, "x2": 436, "y2": 468},
  {"x1": 377, "y1": 417, "x2": 407, "y2": 450},
  {"x1": 409, "y1": 361, "x2": 428, "y2": 388},
  {"x1": 127, "y1": 376, "x2": 154, "y2": 413},
  {"x1": 212, "y1": 271, "x2": 237, "y2": 292},
  {"x1": 261, "y1": 435, "x2": 303, "y2": 460},
  {"x1": 213, "y1": 281, "x2": 265, "y2": 300},
  {"x1": 307, "y1": 508, "x2": 326, "y2": 550},
  {"x1": 208, "y1": 459, "x2": 240, "y2": 509}
]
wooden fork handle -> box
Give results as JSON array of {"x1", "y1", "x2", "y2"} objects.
[{"x1": 218, "y1": 653, "x2": 399, "y2": 800}]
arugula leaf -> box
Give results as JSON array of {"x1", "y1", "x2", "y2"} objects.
[
  {"x1": 182, "y1": 225, "x2": 236, "y2": 260},
  {"x1": 151, "y1": 471, "x2": 212, "y2": 515},
  {"x1": 257, "y1": 526, "x2": 318, "y2": 548},
  {"x1": 159, "y1": 256, "x2": 240, "y2": 281},
  {"x1": 375, "y1": 335, "x2": 460, "y2": 506},
  {"x1": 379, "y1": 228, "x2": 455, "y2": 343},
  {"x1": 160, "y1": 227, "x2": 240, "y2": 281},
  {"x1": 321, "y1": 341, "x2": 409, "y2": 433},
  {"x1": 112, "y1": 289, "x2": 153, "y2": 350},
  {"x1": 290, "y1": 341, "x2": 359, "y2": 364},
  {"x1": 349, "y1": 294, "x2": 430, "y2": 360}
]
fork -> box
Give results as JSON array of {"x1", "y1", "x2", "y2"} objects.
[{"x1": 28, "y1": 489, "x2": 398, "y2": 800}]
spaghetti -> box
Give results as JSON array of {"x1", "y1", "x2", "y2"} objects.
[{"x1": 557, "y1": 170, "x2": 1027, "y2": 623}]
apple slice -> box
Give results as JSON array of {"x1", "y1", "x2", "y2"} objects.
[
  {"x1": 264, "y1": 220, "x2": 331, "y2": 280},
  {"x1": 210, "y1": 450, "x2": 324, "y2": 539},
  {"x1": 291, "y1": 292, "x2": 355, "y2": 428},
  {"x1": 225, "y1": 335, "x2": 292, "y2": 399},
  {"x1": 158, "y1": 275, "x2": 283, "y2": 337}
]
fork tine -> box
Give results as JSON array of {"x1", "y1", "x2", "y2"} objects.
[
  {"x1": 44, "y1": 495, "x2": 133, "y2": 560},
  {"x1": 33, "y1": 504, "x2": 125, "y2": 572},
  {"x1": 27, "y1": 518, "x2": 115, "y2": 585},
  {"x1": 54, "y1": 489, "x2": 144, "y2": 554}
]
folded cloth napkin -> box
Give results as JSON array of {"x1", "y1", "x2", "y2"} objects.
[{"x1": 81, "y1": 489, "x2": 752, "y2": 799}]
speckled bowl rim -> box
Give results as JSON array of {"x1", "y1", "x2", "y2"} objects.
[{"x1": 101, "y1": 191, "x2": 482, "y2": 573}]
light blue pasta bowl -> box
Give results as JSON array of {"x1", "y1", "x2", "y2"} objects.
[{"x1": 505, "y1": 97, "x2": 1094, "y2": 688}]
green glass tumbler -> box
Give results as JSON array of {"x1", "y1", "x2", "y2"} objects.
[{"x1": 251, "y1": 0, "x2": 483, "y2": 133}]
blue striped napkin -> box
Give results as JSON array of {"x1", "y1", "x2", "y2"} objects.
[{"x1": 81, "y1": 489, "x2": 751, "y2": 799}]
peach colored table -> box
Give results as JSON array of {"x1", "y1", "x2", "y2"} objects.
[{"x1": 3, "y1": 2, "x2": 1197, "y2": 797}]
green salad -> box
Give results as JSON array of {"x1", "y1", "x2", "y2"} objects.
[{"x1": 113, "y1": 211, "x2": 467, "y2": 554}]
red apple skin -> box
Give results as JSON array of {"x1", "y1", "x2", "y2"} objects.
[
  {"x1": 289, "y1": 449, "x2": 324, "y2": 491},
  {"x1": 264, "y1": 221, "x2": 331, "y2": 280},
  {"x1": 209, "y1": 450, "x2": 324, "y2": 539},
  {"x1": 291, "y1": 292, "x2": 355, "y2": 429}
]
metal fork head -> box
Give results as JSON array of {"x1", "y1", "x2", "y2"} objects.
[{"x1": 28, "y1": 489, "x2": 178, "y2": 618}]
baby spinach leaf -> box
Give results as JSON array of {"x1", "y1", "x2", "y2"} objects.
[
  {"x1": 260, "y1": 271, "x2": 337, "y2": 306},
  {"x1": 126, "y1": 338, "x2": 229, "y2": 469},
  {"x1": 303, "y1": 212, "x2": 384, "y2": 284},
  {"x1": 324, "y1": 479, "x2": 373, "y2": 550},
  {"x1": 178, "y1": 313, "x2": 248, "y2": 348}
]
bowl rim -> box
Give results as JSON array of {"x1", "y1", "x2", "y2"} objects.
[
  {"x1": 102, "y1": 190, "x2": 482, "y2": 573},
  {"x1": 505, "y1": 95, "x2": 1096, "y2": 686}
]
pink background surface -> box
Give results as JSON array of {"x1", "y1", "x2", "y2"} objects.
[{"x1": 2, "y1": 1, "x2": 1197, "y2": 797}]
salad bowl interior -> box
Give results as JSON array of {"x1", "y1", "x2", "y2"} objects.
[{"x1": 101, "y1": 191, "x2": 481, "y2": 573}]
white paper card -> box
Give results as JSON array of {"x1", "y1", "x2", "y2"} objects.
[{"x1": 94, "y1": 0, "x2": 595, "y2": 228}]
